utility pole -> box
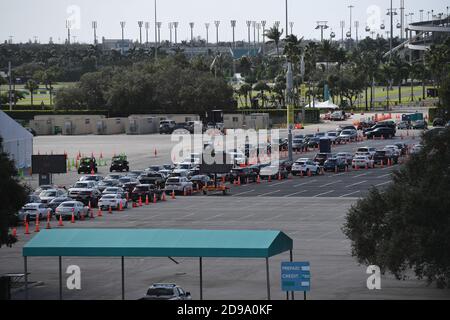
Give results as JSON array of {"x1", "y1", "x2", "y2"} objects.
[
  {"x1": 246, "y1": 21, "x2": 252, "y2": 48},
  {"x1": 230, "y1": 20, "x2": 237, "y2": 48},
  {"x1": 145, "y1": 22, "x2": 150, "y2": 45},
  {"x1": 174, "y1": 22, "x2": 179, "y2": 44},
  {"x1": 386, "y1": 0, "x2": 397, "y2": 60},
  {"x1": 168, "y1": 22, "x2": 173, "y2": 44},
  {"x1": 400, "y1": 0, "x2": 405, "y2": 40},
  {"x1": 138, "y1": 21, "x2": 143, "y2": 44},
  {"x1": 285, "y1": 0, "x2": 289, "y2": 40},
  {"x1": 92, "y1": 21, "x2": 97, "y2": 45},
  {"x1": 154, "y1": 0, "x2": 158, "y2": 59},
  {"x1": 205, "y1": 23, "x2": 210, "y2": 46},
  {"x1": 348, "y1": 5, "x2": 354, "y2": 40},
  {"x1": 66, "y1": 20, "x2": 71, "y2": 44},
  {"x1": 214, "y1": 21, "x2": 220, "y2": 50},
  {"x1": 257, "y1": 23, "x2": 261, "y2": 44},
  {"x1": 252, "y1": 21, "x2": 257, "y2": 47},
  {"x1": 315, "y1": 21, "x2": 329, "y2": 42},
  {"x1": 261, "y1": 20, "x2": 266, "y2": 54},
  {"x1": 157, "y1": 22, "x2": 162, "y2": 44},
  {"x1": 120, "y1": 21, "x2": 126, "y2": 54},
  {"x1": 340, "y1": 21, "x2": 345, "y2": 43},
  {"x1": 8, "y1": 61, "x2": 12, "y2": 111},
  {"x1": 289, "y1": 22, "x2": 294, "y2": 36},
  {"x1": 419, "y1": 9, "x2": 424, "y2": 22},
  {"x1": 354, "y1": 21, "x2": 359, "y2": 47},
  {"x1": 189, "y1": 22, "x2": 195, "y2": 44}
]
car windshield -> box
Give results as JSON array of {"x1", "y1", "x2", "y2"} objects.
[
  {"x1": 167, "y1": 178, "x2": 180, "y2": 184},
  {"x1": 61, "y1": 203, "x2": 75, "y2": 207},
  {"x1": 102, "y1": 195, "x2": 116, "y2": 199},
  {"x1": 342, "y1": 130, "x2": 353, "y2": 135},
  {"x1": 100, "y1": 180, "x2": 115, "y2": 186},
  {"x1": 40, "y1": 191, "x2": 57, "y2": 197},
  {"x1": 326, "y1": 159, "x2": 337, "y2": 164},
  {"x1": 135, "y1": 186, "x2": 149, "y2": 191},
  {"x1": 293, "y1": 139, "x2": 303, "y2": 143},
  {"x1": 73, "y1": 183, "x2": 89, "y2": 188},
  {"x1": 105, "y1": 188, "x2": 118, "y2": 192},
  {"x1": 327, "y1": 132, "x2": 337, "y2": 136},
  {"x1": 375, "y1": 151, "x2": 386, "y2": 156},
  {"x1": 146, "y1": 288, "x2": 174, "y2": 296}
]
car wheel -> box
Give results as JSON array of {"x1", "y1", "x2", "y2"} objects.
[{"x1": 316, "y1": 169, "x2": 320, "y2": 175}]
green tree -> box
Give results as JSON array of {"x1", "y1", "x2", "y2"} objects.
[
  {"x1": 264, "y1": 26, "x2": 284, "y2": 56},
  {"x1": 343, "y1": 127, "x2": 450, "y2": 288},
  {"x1": 24, "y1": 79, "x2": 39, "y2": 106},
  {"x1": 0, "y1": 138, "x2": 28, "y2": 247},
  {"x1": 253, "y1": 81, "x2": 271, "y2": 108}
]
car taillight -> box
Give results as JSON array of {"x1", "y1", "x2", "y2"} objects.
[{"x1": 72, "y1": 208, "x2": 75, "y2": 212}]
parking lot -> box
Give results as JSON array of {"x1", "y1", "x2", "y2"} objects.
[{"x1": 3, "y1": 117, "x2": 445, "y2": 300}]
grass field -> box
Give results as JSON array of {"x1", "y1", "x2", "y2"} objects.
[{"x1": 0, "y1": 82, "x2": 76, "y2": 106}]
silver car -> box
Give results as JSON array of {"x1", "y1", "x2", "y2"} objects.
[
  {"x1": 165, "y1": 177, "x2": 193, "y2": 195},
  {"x1": 18, "y1": 203, "x2": 51, "y2": 222},
  {"x1": 55, "y1": 201, "x2": 89, "y2": 220},
  {"x1": 39, "y1": 189, "x2": 68, "y2": 204}
]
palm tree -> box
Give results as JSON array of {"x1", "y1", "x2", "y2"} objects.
[
  {"x1": 237, "y1": 83, "x2": 252, "y2": 108},
  {"x1": 264, "y1": 26, "x2": 283, "y2": 56},
  {"x1": 381, "y1": 62, "x2": 395, "y2": 110},
  {"x1": 253, "y1": 81, "x2": 271, "y2": 108},
  {"x1": 24, "y1": 79, "x2": 39, "y2": 107},
  {"x1": 390, "y1": 54, "x2": 410, "y2": 104}
]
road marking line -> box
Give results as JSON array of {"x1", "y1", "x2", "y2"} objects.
[
  {"x1": 319, "y1": 180, "x2": 342, "y2": 188},
  {"x1": 377, "y1": 173, "x2": 392, "y2": 179},
  {"x1": 375, "y1": 181, "x2": 391, "y2": 187},
  {"x1": 313, "y1": 190, "x2": 335, "y2": 197},
  {"x1": 353, "y1": 173, "x2": 368, "y2": 178},
  {"x1": 284, "y1": 190, "x2": 309, "y2": 197},
  {"x1": 231, "y1": 190, "x2": 255, "y2": 197},
  {"x1": 340, "y1": 191, "x2": 361, "y2": 198},
  {"x1": 257, "y1": 190, "x2": 281, "y2": 197},
  {"x1": 269, "y1": 180, "x2": 289, "y2": 187},
  {"x1": 204, "y1": 213, "x2": 224, "y2": 221},
  {"x1": 294, "y1": 180, "x2": 317, "y2": 187},
  {"x1": 346, "y1": 180, "x2": 368, "y2": 188},
  {"x1": 332, "y1": 172, "x2": 346, "y2": 177}
]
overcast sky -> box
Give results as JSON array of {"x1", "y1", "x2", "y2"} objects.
[{"x1": 0, "y1": 0, "x2": 447, "y2": 44}]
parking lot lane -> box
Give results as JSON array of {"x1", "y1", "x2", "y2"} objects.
[
  {"x1": 257, "y1": 190, "x2": 281, "y2": 197},
  {"x1": 319, "y1": 180, "x2": 342, "y2": 188},
  {"x1": 346, "y1": 180, "x2": 368, "y2": 188},
  {"x1": 313, "y1": 190, "x2": 335, "y2": 197},
  {"x1": 284, "y1": 190, "x2": 309, "y2": 197},
  {"x1": 339, "y1": 191, "x2": 361, "y2": 198}
]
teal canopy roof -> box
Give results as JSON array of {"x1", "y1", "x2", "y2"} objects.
[{"x1": 23, "y1": 229, "x2": 293, "y2": 258}]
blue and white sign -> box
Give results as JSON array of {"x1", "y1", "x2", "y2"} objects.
[{"x1": 281, "y1": 262, "x2": 311, "y2": 292}]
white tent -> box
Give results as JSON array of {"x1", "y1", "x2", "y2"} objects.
[
  {"x1": 0, "y1": 110, "x2": 33, "y2": 170},
  {"x1": 304, "y1": 100, "x2": 340, "y2": 110}
]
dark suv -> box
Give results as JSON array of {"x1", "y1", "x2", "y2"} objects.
[
  {"x1": 365, "y1": 127, "x2": 396, "y2": 139},
  {"x1": 130, "y1": 184, "x2": 163, "y2": 202},
  {"x1": 229, "y1": 167, "x2": 257, "y2": 184},
  {"x1": 138, "y1": 172, "x2": 166, "y2": 188},
  {"x1": 373, "y1": 149, "x2": 398, "y2": 165},
  {"x1": 110, "y1": 155, "x2": 129, "y2": 172},
  {"x1": 314, "y1": 153, "x2": 333, "y2": 166},
  {"x1": 78, "y1": 157, "x2": 98, "y2": 174}
]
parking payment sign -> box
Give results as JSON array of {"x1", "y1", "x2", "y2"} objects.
[{"x1": 281, "y1": 262, "x2": 311, "y2": 292}]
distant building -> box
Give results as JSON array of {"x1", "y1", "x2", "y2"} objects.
[{"x1": 102, "y1": 37, "x2": 134, "y2": 53}]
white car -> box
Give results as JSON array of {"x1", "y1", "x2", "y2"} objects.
[
  {"x1": 79, "y1": 175, "x2": 104, "y2": 184},
  {"x1": 326, "y1": 131, "x2": 340, "y2": 144},
  {"x1": 39, "y1": 189, "x2": 68, "y2": 204},
  {"x1": 18, "y1": 203, "x2": 51, "y2": 221},
  {"x1": 331, "y1": 111, "x2": 345, "y2": 121},
  {"x1": 356, "y1": 147, "x2": 377, "y2": 157},
  {"x1": 102, "y1": 187, "x2": 125, "y2": 196},
  {"x1": 291, "y1": 159, "x2": 320, "y2": 176},
  {"x1": 164, "y1": 177, "x2": 194, "y2": 195},
  {"x1": 352, "y1": 156, "x2": 374, "y2": 169},
  {"x1": 335, "y1": 152, "x2": 354, "y2": 165},
  {"x1": 98, "y1": 194, "x2": 128, "y2": 210},
  {"x1": 384, "y1": 145, "x2": 401, "y2": 157},
  {"x1": 68, "y1": 181, "x2": 98, "y2": 198},
  {"x1": 55, "y1": 201, "x2": 89, "y2": 220},
  {"x1": 339, "y1": 129, "x2": 358, "y2": 142}
]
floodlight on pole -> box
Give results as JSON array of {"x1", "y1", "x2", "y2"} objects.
[
  {"x1": 348, "y1": 5, "x2": 354, "y2": 39},
  {"x1": 154, "y1": 0, "x2": 158, "y2": 59},
  {"x1": 145, "y1": 22, "x2": 150, "y2": 44},
  {"x1": 230, "y1": 20, "x2": 237, "y2": 48},
  {"x1": 92, "y1": 21, "x2": 98, "y2": 45},
  {"x1": 168, "y1": 22, "x2": 173, "y2": 44},
  {"x1": 354, "y1": 20, "x2": 359, "y2": 46},
  {"x1": 205, "y1": 23, "x2": 210, "y2": 46},
  {"x1": 274, "y1": 21, "x2": 280, "y2": 29},
  {"x1": 157, "y1": 22, "x2": 162, "y2": 44},
  {"x1": 252, "y1": 21, "x2": 257, "y2": 47},
  {"x1": 189, "y1": 22, "x2": 195, "y2": 43},
  {"x1": 256, "y1": 23, "x2": 261, "y2": 44},
  {"x1": 214, "y1": 21, "x2": 220, "y2": 49},
  {"x1": 173, "y1": 22, "x2": 179, "y2": 44},
  {"x1": 289, "y1": 22, "x2": 294, "y2": 36},
  {"x1": 400, "y1": 0, "x2": 405, "y2": 39},
  {"x1": 66, "y1": 20, "x2": 71, "y2": 44},
  {"x1": 386, "y1": 0, "x2": 398, "y2": 58},
  {"x1": 261, "y1": 20, "x2": 266, "y2": 53},
  {"x1": 246, "y1": 20, "x2": 252, "y2": 46},
  {"x1": 315, "y1": 21, "x2": 329, "y2": 42},
  {"x1": 120, "y1": 21, "x2": 126, "y2": 54},
  {"x1": 340, "y1": 21, "x2": 345, "y2": 42},
  {"x1": 138, "y1": 21, "x2": 143, "y2": 44}
]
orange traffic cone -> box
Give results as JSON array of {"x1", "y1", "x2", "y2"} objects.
[
  {"x1": 108, "y1": 206, "x2": 112, "y2": 214},
  {"x1": 12, "y1": 228, "x2": 17, "y2": 238},
  {"x1": 184, "y1": 188, "x2": 187, "y2": 196},
  {"x1": 257, "y1": 175, "x2": 261, "y2": 184},
  {"x1": 268, "y1": 175, "x2": 272, "y2": 182},
  {"x1": 35, "y1": 215, "x2": 40, "y2": 233},
  {"x1": 46, "y1": 212, "x2": 51, "y2": 229},
  {"x1": 300, "y1": 170, "x2": 304, "y2": 178},
  {"x1": 278, "y1": 173, "x2": 282, "y2": 181},
  {"x1": 153, "y1": 193, "x2": 157, "y2": 204},
  {"x1": 308, "y1": 170, "x2": 312, "y2": 177},
  {"x1": 91, "y1": 168, "x2": 95, "y2": 175},
  {"x1": 58, "y1": 215, "x2": 64, "y2": 226},
  {"x1": 97, "y1": 207, "x2": 103, "y2": 217},
  {"x1": 162, "y1": 192, "x2": 167, "y2": 201},
  {"x1": 171, "y1": 190, "x2": 176, "y2": 199},
  {"x1": 238, "y1": 177, "x2": 241, "y2": 186},
  {"x1": 25, "y1": 220, "x2": 30, "y2": 235},
  {"x1": 145, "y1": 195, "x2": 149, "y2": 205},
  {"x1": 119, "y1": 202, "x2": 123, "y2": 211},
  {"x1": 71, "y1": 211, "x2": 75, "y2": 223}
]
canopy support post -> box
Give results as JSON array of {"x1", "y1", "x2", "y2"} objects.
[
  {"x1": 266, "y1": 257, "x2": 271, "y2": 300},
  {"x1": 121, "y1": 257, "x2": 125, "y2": 300},
  {"x1": 290, "y1": 249, "x2": 294, "y2": 300},
  {"x1": 59, "y1": 256, "x2": 62, "y2": 300},
  {"x1": 24, "y1": 257, "x2": 28, "y2": 300},
  {"x1": 199, "y1": 257, "x2": 203, "y2": 300}
]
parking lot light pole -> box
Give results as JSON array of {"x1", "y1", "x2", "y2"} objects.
[
  {"x1": 138, "y1": 21, "x2": 143, "y2": 44},
  {"x1": 214, "y1": 21, "x2": 220, "y2": 50},
  {"x1": 174, "y1": 22, "x2": 179, "y2": 44},
  {"x1": 231, "y1": 20, "x2": 237, "y2": 48},
  {"x1": 205, "y1": 23, "x2": 210, "y2": 47}
]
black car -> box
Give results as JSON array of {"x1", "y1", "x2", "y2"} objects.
[
  {"x1": 109, "y1": 155, "x2": 129, "y2": 172},
  {"x1": 314, "y1": 153, "x2": 333, "y2": 166},
  {"x1": 412, "y1": 120, "x2": 428, "y2": 130},
  {"x1": 323, "y1": 158, "x2": 348, "y2": 172},
  {"x1": 432, "y1": 118, "x2": 445, "y2": 127},
  {"x1": 190, "y1": 175, "x2": 212, "y2": 190},
  {"x1": 70, "y1": 189, "x2": 102, "y2": 207},
  {"x1": 229, "y1": 167, "x2": 257, "y2": 184},
  {"x1": 130, "y1": 184, "x2": 163, "y2": 202},
  {"x1": 122, "y1": 182, "x2": 139, "y2": 195},
  {"x1": 365, "y1": 127, "x2": 395, "y2": 139},
  {"x1": 279, "y1": 159, "x2": 294, "y2": 173},
  {"x1": 307, "y1": 137, "x2": 321, "y2": 148},
  {"x1": 394, "y1": 143, "x2": 408, "y2": 156},
  {"x1": 373, "y1": 150, "x2": 398, "y2": 165},
  {"x1": 357, "y1": 121, "x2": 376, "y2": 130},
  {"x1": 139, "y1": 172, "x2": 166, "y2": 188},
  {"x1": 78, "y1": 157, "x2": 98, "y2": 174}
]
